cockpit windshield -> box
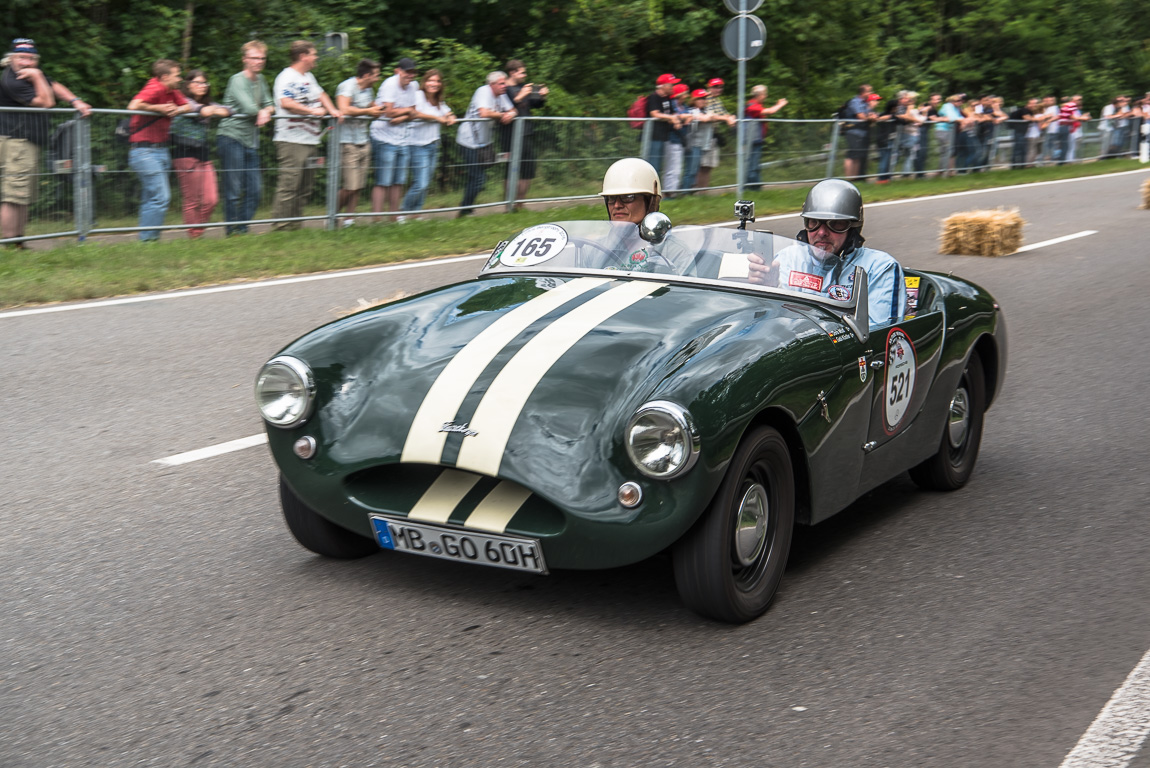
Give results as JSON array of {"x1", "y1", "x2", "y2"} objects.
[{"x1": 480, "y1": 220, "x2": 861, "y2": 311}]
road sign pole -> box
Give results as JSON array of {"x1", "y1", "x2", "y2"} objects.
[
  {"x1": 737, "y1": 57, "x2": 746, "y2": 197},
  {"x1": 721, "y1": 0, "x2": 766, "y2": 198}
]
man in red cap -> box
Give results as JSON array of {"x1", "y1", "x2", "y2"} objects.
[
  {"x1": 644, "y1": 73, "x2": 681, "y2": 176},
  {"x1": 691, "y1": 78, "x2": 736, "y2": 190},
  {"x1": 683, "y1": 88, "x2": 716, "y2": 192}
]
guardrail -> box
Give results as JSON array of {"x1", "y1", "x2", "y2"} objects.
[{"x1": 1, "y1": 106, "x2": 1145, "y2": 246}]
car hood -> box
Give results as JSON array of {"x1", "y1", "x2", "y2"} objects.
[{"x1": 279, "y1": 275, "x2": 829, "y2": 507}]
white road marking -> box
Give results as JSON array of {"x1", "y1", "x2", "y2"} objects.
[
  {"x1": 1059, "y1": 647, "x2": 1150, "y2": 768},
  {"x1": 1013, "y1": 230, "x2": 1097, "y2": 253},
  {"x1": 3, "y1": 167, "x2": 1145, "y2": 322},
  {"x1": 151, "y1": 433, "x2": 267, "y2": 466},
  {"x1": 0, "y1": 253, "x2": 490, "y2": 320}
]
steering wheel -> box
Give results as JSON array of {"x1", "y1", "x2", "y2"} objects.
[{"x1": 569, "y1": 237, "x2": 630, "y2": 270}]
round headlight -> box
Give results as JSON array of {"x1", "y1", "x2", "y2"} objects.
[
  {"x1": 625, "y1": 400, "x2": 700, "y2": 479},
  {"x1": 255, "y1": 356, "x2": 316, "y2": 428}
]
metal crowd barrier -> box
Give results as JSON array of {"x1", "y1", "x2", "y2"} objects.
[{"x1": 1, "y1": 106, "x2": 1146, "y2": 246}]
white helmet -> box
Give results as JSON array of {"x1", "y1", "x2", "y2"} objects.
[{"x1": 600, "y1": 158, "x2": 662, "y2": 199}]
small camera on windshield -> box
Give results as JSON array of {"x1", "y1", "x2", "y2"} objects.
[{"x1": 734, "y1": 200, "x2": 755, "y2": 230}]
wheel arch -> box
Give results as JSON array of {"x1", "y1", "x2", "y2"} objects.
[
  {"x1": 744, "y1": 407, "x2": 813, "y2": 526},
  {"x1": 972, "y1": 333, "x2": 1002, "y2": 410}
]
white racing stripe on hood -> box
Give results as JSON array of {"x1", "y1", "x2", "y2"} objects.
[
  {"x1": 455, "y1": 280, "x2": 666, "y2": 477},
  {"x1": 401, "y1": 277, "x2": 610, "y2": 465},
  {"x1": 464, "y1": 481, "x2": 534, "y2": 533},
  {"x1": 407, "y1": 469, "x2": 481, "y2": 524}
]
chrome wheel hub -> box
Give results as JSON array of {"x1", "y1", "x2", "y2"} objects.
[
  {"x1": 947, "y1": 387, "x2": 970, "y2": 449},
  {"x1": 734, "y1": 483, "x2": 769, "y2": 567}
]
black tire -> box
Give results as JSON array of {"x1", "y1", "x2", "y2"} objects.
[
  {"x1": 673, "y1": 426, "x2": 795, "y2": 623},
  {"x1": 279, "y1": 476, "x2": 379, "y2": 559},
  {"x1": 909, "y1": 352, "x2": 986, "y2": 491}
]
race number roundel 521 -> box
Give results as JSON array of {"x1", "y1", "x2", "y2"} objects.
[
  {"x1": 884, "y1": 328, "x2": 917, "y2": 433},
  {"x1": 499, "y1": 224, "x2": 569, "y2": 267}
]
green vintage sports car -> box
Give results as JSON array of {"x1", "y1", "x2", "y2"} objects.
[{"x1": 256, "y1": 212, "x2": 1006, "y2": 623}]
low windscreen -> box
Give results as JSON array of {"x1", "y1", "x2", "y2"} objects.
[{"x1": 480, "y1": 221, "x2": 859, "y2": 309}]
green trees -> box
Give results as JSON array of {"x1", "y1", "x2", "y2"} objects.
[{"x1": 4, "y1": 0, "x2": 1147, "y2": 113}]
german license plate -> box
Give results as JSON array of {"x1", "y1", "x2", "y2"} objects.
[{"x1": 369, "y1": 515, "x2": 548, "y2": 575}]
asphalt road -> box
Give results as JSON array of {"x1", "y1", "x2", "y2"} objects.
[{"x1": 3, "y1": 169, "x2": 1149, "y2": 768}]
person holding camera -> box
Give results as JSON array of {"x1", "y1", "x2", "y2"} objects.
[{"x1": 504, "y1": 60, "x2": 548, "y2": 209}]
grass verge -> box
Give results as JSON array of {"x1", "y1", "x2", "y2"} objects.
[{"x1": 1, "y1": 159, "x2": 1145, "y2": 310}]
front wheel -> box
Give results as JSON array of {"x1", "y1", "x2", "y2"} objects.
[
  {"x1": 909, "y1": 352, "x2": 986, "y2": 491},
  {"x1": 279, "y1": 476, "x2": 379, "y2": 559},
  {"x1": 673, "y1": 426, "x2": 795, "y2": 623}
]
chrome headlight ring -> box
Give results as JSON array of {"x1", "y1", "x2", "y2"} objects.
[
  {"x1": 255, "y1": 355, "x2": 316, "y2": 429},
  {"x1": 625, "y1": 400, "x2": 701, "y2": 480}
]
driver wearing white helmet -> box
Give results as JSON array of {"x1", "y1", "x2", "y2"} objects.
[
  {"x1": 580, "y1": 157, "x2": 676, "y2": 273},
  {"x1": 748, "y1": 178, "x2": 905, "y2": 328},
  {"x1": 600, "y1": 157, "x2": 662, "y2": 224}
]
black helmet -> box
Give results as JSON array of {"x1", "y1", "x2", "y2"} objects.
[{"x1": 802, "y1": 179, "x2": 864, "y2": 228}]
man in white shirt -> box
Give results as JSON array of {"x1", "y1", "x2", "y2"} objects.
[
  {"x1": 335, "y1": 58, "x2": 382, "y2": 227},
  {"x1": 456, "y1": 71, "x2": 514, "y2": 216},
  {"x1": 271, "y1": 40, "x2": 340, "y2": 231},
  {"x1": 370, "y1": 57, "x2": 420, "y2": 221}
]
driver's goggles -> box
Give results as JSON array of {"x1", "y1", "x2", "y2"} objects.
[
  {"x1": 605, "y1": 194, "x2": 640, "y2": 205},
  {"x1": 804, "y1": 218, "x2": 852, "y2": 234}
]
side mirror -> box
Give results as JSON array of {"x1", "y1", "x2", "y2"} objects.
[
  {"x1": 841, "y1": 266, "x2": 869, "y2": 344},
  {"x1": 639, "y1": 212, "x2": 671, "y2": 244}
]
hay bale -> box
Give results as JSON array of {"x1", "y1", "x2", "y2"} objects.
[
  {"x1": 939, "y1": 208, "x2": 1025, "y2": 257},
  {"x1": 1140, "y1": 178, "x2": 1150, "y2": 209}
]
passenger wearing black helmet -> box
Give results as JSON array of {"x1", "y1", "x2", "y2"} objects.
[{"x1": 748, "y1": 178, "x2": 905, "y2": 328}]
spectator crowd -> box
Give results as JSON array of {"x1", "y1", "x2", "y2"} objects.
[
  {"x1": 3, "y1": 35, "x2": 1149, "y2": 246},
  {"x1": 123, "y1": 43, "x2": 554, "y2": 238},
  {"x1": 837, "y1": 84, "x2": 1149, "y2": 184}
]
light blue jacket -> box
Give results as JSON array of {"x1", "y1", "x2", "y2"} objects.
[{"x1": 774, "y1": 241, "x2": 906, "y2": 328}]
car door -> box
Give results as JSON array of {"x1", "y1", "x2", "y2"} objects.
[{"x1": 859, "y1": 273, "x2": 946, "y2": 485}]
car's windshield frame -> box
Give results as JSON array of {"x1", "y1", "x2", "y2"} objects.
[{"x1": 479, "y1": 220, "x2": 863, "y2": 314}]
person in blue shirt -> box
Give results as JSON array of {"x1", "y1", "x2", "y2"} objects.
[{"x1": 748, "y1": 178, "x2": 905, "y2": 328}]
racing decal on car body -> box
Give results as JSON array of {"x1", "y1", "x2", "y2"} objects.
[
  {"x1": 404, "y1": 468, "x2": 533, "y2": 533},
  {"x1": 904, "y1": 275, "x2": 920, "y2": 318},
  {"x1": 858, "y1": 355, "x2": 868, "y2": 383},
  {"x1": 499, "y1": 224, "x2": 569, "y2": 267},
  {"x1": 883, "y1": 327, "x2": 917, "y2": 433},
  {"x1": 828, "y1": 327, "x2": 854, "y2": 344},
  {"x1": 463, "y1": 480, "x2": 534, "y2": 533},
  {"x1": 407, "y1": 469, "x2": 483, "y2": 524},
  {"x1": 455, "y1": 280, "x2": 667, "y2": 477},
  {"x1": 401, "y1": 277, "x2": 610, "y2": 465},
  {"x1": 788, "y1": 271, "x2": 824, "y2": 292},
  {"x1": 439, "y1": 421, "x2": 478, "y2": 437}
]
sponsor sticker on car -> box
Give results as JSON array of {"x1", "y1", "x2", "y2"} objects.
[
  {"x1": 499, "y1": 224, "x2": 569, "y2": 267},
  {"x1": 884, "y1": 328, "x2": 917, "y2": 433}
]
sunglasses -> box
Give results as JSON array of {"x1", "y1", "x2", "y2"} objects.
[
  {"x1": 605, "y1": 194, "x2": 641, "y2": 205},
  {"x1": 804, "y1": 218, "x2": 852, "y2": 234}
]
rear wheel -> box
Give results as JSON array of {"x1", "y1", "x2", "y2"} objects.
[
  {"x1": 674, "y1": 426, "x2": 795, "y2": 623},
  {"x1": 279, "y1": 476, "x2": 379, "y2": 558},
  {"x1": 909, "y1": 352, "x2": 986, "y2": 491}
]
